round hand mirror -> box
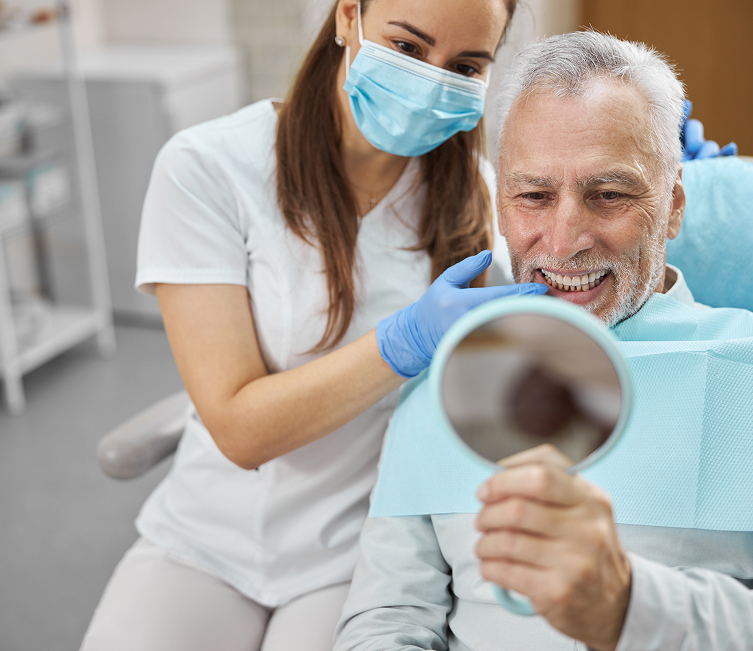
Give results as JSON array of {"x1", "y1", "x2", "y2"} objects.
[{"x1": 429, "y1": 296, "x2": 633, "y2": 616}]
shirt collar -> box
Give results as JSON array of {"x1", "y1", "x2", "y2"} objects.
[{"x1": 664, "y1": 263, "x2": 697, "y2": 308}]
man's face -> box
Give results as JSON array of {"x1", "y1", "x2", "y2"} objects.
[{"x1": 497, "y1": 79, "x2": 685, "y2": 326}]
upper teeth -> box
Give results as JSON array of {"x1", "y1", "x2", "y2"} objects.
[{"x1": 541, "y1": 269, "x2": 607, "y2": 287}]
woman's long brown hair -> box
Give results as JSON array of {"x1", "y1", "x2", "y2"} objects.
[{"x1": 276, "y1": 0, "x2": 516, "y2": 352}]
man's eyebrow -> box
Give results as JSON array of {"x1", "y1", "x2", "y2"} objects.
[
  {"x1": 577, "y1": 171, "x2": 644, "y2": 190},
  {"x1": 505, "y1": 172, "x2": 559, "y2": 187},
  {"x1": 388, "y1": 21, "x2": 435, "y2": 47}
]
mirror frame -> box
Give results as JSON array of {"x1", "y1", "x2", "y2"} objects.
[{"x1": 429, "y1": 296, "x2": 634, "y2": 474}]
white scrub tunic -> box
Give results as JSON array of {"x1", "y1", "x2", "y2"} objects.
[{"x1": 135, "y1": 99, "x2": 507, "y2": 607}]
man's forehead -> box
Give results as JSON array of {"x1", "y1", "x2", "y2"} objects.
[{"x1": 497, "y1": 80, "x2": 656, "y2": 184}]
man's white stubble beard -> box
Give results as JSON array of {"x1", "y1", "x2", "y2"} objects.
[{"x1": 512, "y1": 233, "x2": 667, "y2": 328}]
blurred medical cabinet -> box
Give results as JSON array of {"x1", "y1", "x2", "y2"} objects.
[{"x1": 12, "y1": 44, "x2": 244, "y2": 321}]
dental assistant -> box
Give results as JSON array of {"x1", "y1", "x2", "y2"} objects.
[{"x1": 80, "y1": 1, "x2": 545, "y2": 650}]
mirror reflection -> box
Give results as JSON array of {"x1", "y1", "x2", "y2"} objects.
[{"x1": 441, "y1": 313, "x2": 622, "y2": 467}]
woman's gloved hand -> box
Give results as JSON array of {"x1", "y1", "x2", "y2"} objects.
[
  {"x1": 682, "y1": 100, "x2": 737, "y2": 161},
  {"x1": 377, "y1": 251, "x2": 548, "y2": 377}
]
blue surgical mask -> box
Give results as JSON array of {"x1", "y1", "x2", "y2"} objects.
[{"x1": 343, "y1": 2, "x2": 489, "y2": 157}]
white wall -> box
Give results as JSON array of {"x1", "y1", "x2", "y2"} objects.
[
  {"x1": 230, "y1": 0, "x2": 303, "y2": 102},
  {"x1": 301, "y1": 0, "x2": 334, "y2": 43},
  {"x1": 101, "y1": 0, "x2": 233, "y2": 45}
]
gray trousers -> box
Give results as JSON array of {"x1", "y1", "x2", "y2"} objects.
[{"x1": 82, "y1": 537, "x2": 350, "y2": 651}]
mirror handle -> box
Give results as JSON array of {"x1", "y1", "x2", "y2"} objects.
[{"x1": 492, "y1": 585, "x2": 537, "y2": 616}]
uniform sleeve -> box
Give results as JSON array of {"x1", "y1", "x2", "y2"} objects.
[
  {"x1": 135, "y1": 129, "x2": 249, "y2": 295},
  {"x1": 615, "y1": 553, "x2": 753, "y2": 650},
  {"x1": 334, "y1": 516, "x2": 453, "y2": 651},
  {"x1": 478, "y1": 157, "x2": 513, "y2": 286}
]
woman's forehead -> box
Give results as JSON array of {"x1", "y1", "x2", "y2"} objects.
[{"x1": 366, "y1": 0, "x2": 509, "y2": 52}]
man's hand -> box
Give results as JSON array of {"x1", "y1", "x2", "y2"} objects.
[{"x1": 475, "y1": 450, "x2": 632, "y2": 651}]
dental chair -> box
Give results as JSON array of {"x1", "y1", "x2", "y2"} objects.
[
  {"x1": 98, "y1": 389, "x2": 190, "y2": 479},
  {"x1": 98, "y1": 156, "x2": 753, "y2": 480}
]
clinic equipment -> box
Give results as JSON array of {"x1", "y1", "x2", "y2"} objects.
[
  {"x1": 430, "y1": 295, "x2": 632, "y2": 616},
  {"x1": 342, "y1": 0, "x2": 488, "y2": 157}
]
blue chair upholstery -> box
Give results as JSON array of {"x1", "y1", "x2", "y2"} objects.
[{"x1": 668, "y1": 157, "x2": 753, "y2": 311}]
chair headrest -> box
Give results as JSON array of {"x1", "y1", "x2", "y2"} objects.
[{"x1": 667, "y1": 157, "x2": 753, "y2": 311}]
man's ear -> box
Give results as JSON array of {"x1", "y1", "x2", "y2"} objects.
[{"x1": 666, "y1": 167, "x2": 685, "y2": 241}]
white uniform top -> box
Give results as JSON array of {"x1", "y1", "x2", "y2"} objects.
[{"x1": 135, "y1": 99, "x2": 509, "y2": 607}]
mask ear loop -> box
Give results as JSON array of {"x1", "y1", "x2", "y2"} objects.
[
  {"x1": 345, "y1": 1, "x2": 364, "y2": 79},
  {"x1": 483, "y1": 65, "x2": 493, "y2": 89},
  {"x1": 357, "y1": 0, "x2": 364, "y2": 45}
]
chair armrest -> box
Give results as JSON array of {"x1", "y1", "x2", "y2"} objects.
[{"x1": 98, "y1": 390, "x2": 191, "y2": 480}]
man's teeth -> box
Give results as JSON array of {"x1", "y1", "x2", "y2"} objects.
[{"x1": 540, "y1": 269, "x2": 607, "y2": 292}]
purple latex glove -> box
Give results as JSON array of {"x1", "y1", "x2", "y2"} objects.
[
  {"x1": 377, "y1": 251, "x2": 548, "y2": 377},
  {"x1": 682, "y1": 100, "x2": 737, "y2": 161}
]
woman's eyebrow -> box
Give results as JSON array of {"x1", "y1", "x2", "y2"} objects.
[
  {"x1": 457, "y1": 50, "x2": 495, "y2": 61},
  {"x1": 387, "y1": 21, "x2": 495, "y2": 61},
  {"x1": 388, "y1": 21, "x2": 436, "y2": 46}
]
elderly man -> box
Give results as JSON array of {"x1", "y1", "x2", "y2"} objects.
[{"x1": 334, "y1": 31, "x2": 753, "y2": 651}]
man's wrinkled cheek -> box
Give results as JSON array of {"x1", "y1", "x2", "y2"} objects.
[{"x1": 497, "y1": 201, "x2": 517, "y2": 238}]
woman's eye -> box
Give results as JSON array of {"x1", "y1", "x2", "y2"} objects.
[
  {"x1": 395, "y1": 41, "x2": 418, "y2": 55},
  {"x1": 455, "y1": 63, "x2": 480, "y2": 77}
]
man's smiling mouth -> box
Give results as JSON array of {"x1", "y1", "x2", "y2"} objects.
[{"x1": 540, "y1": 269, "x2": 608, "y2": 292}]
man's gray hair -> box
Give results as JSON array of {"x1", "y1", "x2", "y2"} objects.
[{"x1": 496, "y1": 30, "x2": 686, "y2": 186}]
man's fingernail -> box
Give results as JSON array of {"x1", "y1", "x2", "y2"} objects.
[{"x1": 477, "y1": 483, "x2": 489, "y2": 501}]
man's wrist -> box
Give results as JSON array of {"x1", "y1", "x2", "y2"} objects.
[
  {"x1": 588, "y1": 552, "x2": 632, "y2": 651},
  {"x1": 612, "y1": 553, "x2": 688, "y2": 651}
]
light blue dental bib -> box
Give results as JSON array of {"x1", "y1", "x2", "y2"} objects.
[{"x1": 369, "y1": 293, "x2": 753, "y2": 531}]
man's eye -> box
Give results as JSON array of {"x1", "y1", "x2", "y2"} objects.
[
  {"x1": 599, "y1": 191, "x2": 623, "y2": 201},
  {"x1": 522, "y1": 192, "x2": 547, "y2": 201},
  {"x1": 395, "y1": 41, "x2": 418, "y2": 55}
]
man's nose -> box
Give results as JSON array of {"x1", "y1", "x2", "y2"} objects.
[{"x1": 543, "y1": 195, "x2": 595, "y2": 262}]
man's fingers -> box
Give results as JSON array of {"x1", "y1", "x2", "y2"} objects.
[
  {"x1": 477, "y1": 462, "x2": 584, "y2": 507},
  {"x1": 478, "y1": 557, "x2": 551, "y2": 600},
  {"x1": 475, "y1": 524, "x2": 557, "y2": 567},
  {"x1": 475, "y1": 494, "x2": 567, "y2": 537},
  {"x1": 497, "y1": 443, "x2": 574, "y2": 469}
]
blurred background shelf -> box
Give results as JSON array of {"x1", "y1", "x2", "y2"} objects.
[
  {"x1": 0, "y1": 148, "x2": 56, "y2": 174},
  {"x1": 0, "y1": 303, "x2": 106, "y2": 375},
  {"x1": 12, "y1": 44, "x2": 244, "y2": 322},
  {"x1": 0, "y1": 0, "x2": 115, "y2": 415}
]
